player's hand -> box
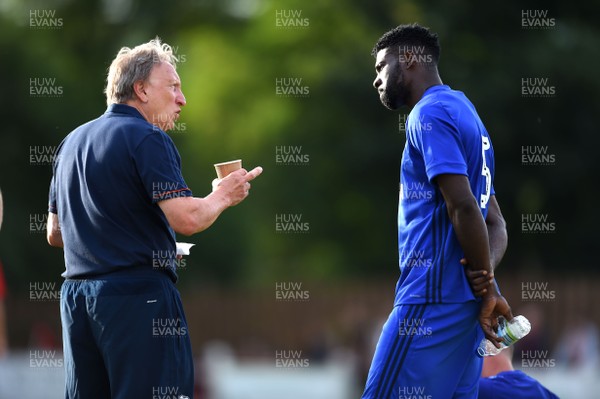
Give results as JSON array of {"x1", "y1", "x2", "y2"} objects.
[
  {"x1": 479, "y1": 292, "x2": 514, "y2": 348},
  {"x1": 461, "y1": 258, "x2": 494, "y2": 297},
  {"x1": 212, "y1": 166, "x2": 263, "y2": 207}
]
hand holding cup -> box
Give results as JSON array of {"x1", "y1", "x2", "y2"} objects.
[{"x1": 212, "y1": 159, "x2": 263, "y2": 206}]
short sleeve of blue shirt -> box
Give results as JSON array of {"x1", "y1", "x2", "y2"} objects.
[
  {"x1": 135, "y1": 131, "x2": 192, "y2": 203},
  {"x1": 409, "y1": 107, "x2": 468, "y2": 182},
  {"x1": 48, "y1": 140, "x2": 65, "y2": 214}
]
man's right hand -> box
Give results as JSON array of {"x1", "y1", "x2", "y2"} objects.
[
  {"x1": 159, "y1": 166, "x2": 263, "y2": 236},
  {"x1": 479, "y1": 289, "x2": 514, "y2": 347},
  {"x1": 212, "y1": 166, "x2": 263, "y2": 207}
]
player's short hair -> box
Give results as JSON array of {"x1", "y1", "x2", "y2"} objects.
[
  {"x1": 105, "y1": 37, "x2": 179, "y2": 106},
  {"x1": 371, "y1": 23, "x2": 440, "y2": 65}
]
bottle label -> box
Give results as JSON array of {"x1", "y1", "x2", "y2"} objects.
[{"x1": 501, "y1": 327, "x2": 518, "y2": 346}]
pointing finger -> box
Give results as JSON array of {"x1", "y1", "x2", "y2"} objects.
[{"x1": 245, "y1": 166, "x2": 263, "y2": 182}]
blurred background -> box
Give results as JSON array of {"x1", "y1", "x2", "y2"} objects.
[{"x1": 0, "y1": 0, "x2": 599, "y2": 397}]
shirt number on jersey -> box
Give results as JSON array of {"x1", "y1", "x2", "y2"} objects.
[{"x1": 480, "y1": 136, "x2": 491, "y2": 209}]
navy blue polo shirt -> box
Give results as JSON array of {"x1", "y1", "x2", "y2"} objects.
[{"x1": 48, "y1": 104, "x2": 192, "y2": 281}]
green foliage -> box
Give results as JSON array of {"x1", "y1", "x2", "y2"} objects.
[{"x1": 0, "y1": 0, "x2": 598, "y2": 293}]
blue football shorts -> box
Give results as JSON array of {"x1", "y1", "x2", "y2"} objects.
[{"x1": 362, "y1": 301, "x2": 484, "y2": 399}]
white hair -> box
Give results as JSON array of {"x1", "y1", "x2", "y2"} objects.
[{"x1": 105, "y1": 37, "x2": 178, "y2": 106}]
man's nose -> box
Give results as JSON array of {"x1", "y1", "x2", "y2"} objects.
[
  {"x1": 177, "y1": 91, "x2": 186, "y2": 106},
  {"x1": 373, "y1": 77, "x2": 382, "y2": 90}
]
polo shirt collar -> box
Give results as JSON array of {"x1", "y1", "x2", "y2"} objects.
[{"x1": 106, "y1": 103, "x2": 146, "y2": 120}]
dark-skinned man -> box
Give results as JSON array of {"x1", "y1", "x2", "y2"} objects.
[{"x1": 361, "y1": 24, "x2": 513, "y2": 399}]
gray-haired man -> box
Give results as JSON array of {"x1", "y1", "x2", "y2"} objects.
[{"x1": 47, "y1": 38, "x2": 262, "y2": 398}]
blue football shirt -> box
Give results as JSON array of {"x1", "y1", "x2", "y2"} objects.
[
  {"x1": 48, "y1": 104, "x2": 192, "y2": 281},
  {"x1": 396, "y1": 85, "x2": 495, "y2": 305},
  {"x1": 479, "y1": 371, "x2": 560, "y2": 399}
]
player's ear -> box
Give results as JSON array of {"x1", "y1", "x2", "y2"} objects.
[
  {"x1": 133, "y1": 80, "x2": 148, "y2": 103},
  {"x1": 403, "y1": 50, "x2": 416, "y2": 69}
]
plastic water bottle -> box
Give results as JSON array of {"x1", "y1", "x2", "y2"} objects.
[{"x1": 477, "y1": 315, "x2": 531, "y2": 357}]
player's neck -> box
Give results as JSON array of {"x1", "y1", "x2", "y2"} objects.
[{"x1": 407, "y1": 73, "x2": 443, "y2": 109}]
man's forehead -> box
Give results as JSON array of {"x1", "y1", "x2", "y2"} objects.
[{"x1": 150, "y1": 62, "x2": 180, "y2": 82}]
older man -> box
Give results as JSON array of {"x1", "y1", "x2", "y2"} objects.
[{"x1": 47, "y1": 38, "x2": 262, "y2": 398}]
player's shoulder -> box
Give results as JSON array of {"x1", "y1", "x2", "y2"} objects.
[
  {"x1": 425, "y1": 87, "x2": 468, "y2": 110},
  {"x1": 419, "y1": 87, "x2": 479, "y2": 128},
  {"x1": 481, "y1": 371, "x2": 560, "y2": 399},
  {"x1": 415, "y1": 87, "x2": 456, "y2": 114}
]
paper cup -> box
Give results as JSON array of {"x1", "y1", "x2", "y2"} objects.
[{"x1": 214, "y1": 159, "x2": 242, "y2": 179}]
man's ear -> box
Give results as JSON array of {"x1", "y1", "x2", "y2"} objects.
[
  {"x1": 133, "y1": 80, "x2": 148, "y2": 103},
  {"x1": 402, "y1": 50, "x2": 416, "y2": 69}
]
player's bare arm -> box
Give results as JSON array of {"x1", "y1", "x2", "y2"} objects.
[
  {"x1": 159, "y1": 166, "x2": 262, "y2": 236},
  {"x1": 486, "y1": 196, "x2": 508, "y2": 269},
  {"x1": 463, "y1": 195, "x2": 507, "y2": 296},
  {"x1": 46, "y1": 212, "x2": 63, "y2": 248},
  {"x1": 436, "y1": 173, "x2": 513, "y2": 346}
]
